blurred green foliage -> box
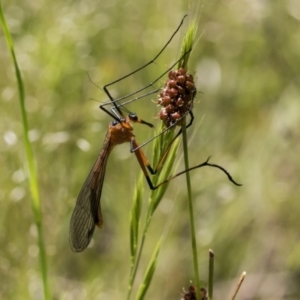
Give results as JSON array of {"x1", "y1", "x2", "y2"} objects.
[{"x1": 1, "y1": 0, "x2": 300, "y2": 299}]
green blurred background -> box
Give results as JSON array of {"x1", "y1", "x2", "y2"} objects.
[{"x1": 1, "y1": 0, "x2": 300, "y2": 299}]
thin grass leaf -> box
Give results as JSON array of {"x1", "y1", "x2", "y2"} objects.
[
  {"x1": 130, "y1": 174, "x2": 144, "y2": 257},
  {"x1": 150, "y1": 137, "x2": 179, "y2": 213},
  {"x1": 152, "y1": 123, "x2": 165, "y2": 169},
  {"x1": 178, "y1": 20, "x2": 197, "y2": 69},
  {"x1": 151, "y1": 123, "x2": 175, "y2": 178},
  {"x1": 0, "y1": 4, "x2": 50, "y2": 300},
  {"x1": 135, "y1": 239, "x2": 161, "y2": 300}
]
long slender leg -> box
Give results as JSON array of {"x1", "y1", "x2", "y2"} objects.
[
  {"x1": 131, "y1": 129, "x2": 182, "y2": 174},
  {"x1": 100, "y1": 48, "x2": 193, "y2": 121},
  {"x1": 102, "y1": 15, "x2": 188, "y2": 116},
  {"x1": 131, "y1": 138, "x2": 242, "y2": 190}
]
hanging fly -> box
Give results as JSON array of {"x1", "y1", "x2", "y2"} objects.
[{"x1": 69, "y1": 16, "x2": 240, "y2": 252}]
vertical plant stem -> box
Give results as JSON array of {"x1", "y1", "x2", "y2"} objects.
[
  {"x1": 181, "y1": 123, "x2": 200, "y2": 294},
  {"x1": 134, "y1": 239, "x2": 162, "y2": 300},
  {"x1": 0, "y1": 4, "x2": 50, "y2": 300},
  {"x1": 231, "y1": 272, "x2": 246, "y2": 300},
  {"x1": 208, "y1": 249, "x2": 215, "y2": 300}
]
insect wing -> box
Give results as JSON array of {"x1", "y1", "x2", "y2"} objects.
[{"x1": 69, "y1": 148, "x2": 110, "y2": 252}]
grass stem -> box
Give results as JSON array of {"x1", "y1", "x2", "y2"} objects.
[
  {"x1": 0, "y1": 4, "x2": 50, "y2": 300},
  {"x1": 208, "y1": 249, "x2": 215, "y2": 300},
  {"x1": 181, "y1": 123, "x2": 201, "y2": 294},
  {"x1": 231, "y1": 272, "x2": 246, "y2": 300}
]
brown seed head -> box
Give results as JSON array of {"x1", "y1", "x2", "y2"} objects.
[{"x1": 157, "y1": 67, "x2": 196, "y2": 127}]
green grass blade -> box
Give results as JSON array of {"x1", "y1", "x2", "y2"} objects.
[
  {"x1": 135, "y1": 239, "x2": 161, "y2": 300},
  {"x1": 0, "y1": 4, "x2": 51, "y2": 300},
  {"x1": 127, "y1": 125, "x2": 178, "y2": 300},
  {"x1": 150, "y1": 137, "x2": 179, "y2": 213},
  {"x1": 178, "y1": 19, "x2": 197, "y2": 69},
  {"x1": 130, "y1": 174, "x2": 144, "y2": 257}
]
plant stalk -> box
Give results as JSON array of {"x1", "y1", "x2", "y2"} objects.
[
  {"x1": 181, "y1": 123, "x2": 201, "y2": 294},
  {"x1": 0, "y1": 4, "x2": 50, "y2": 300}
]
